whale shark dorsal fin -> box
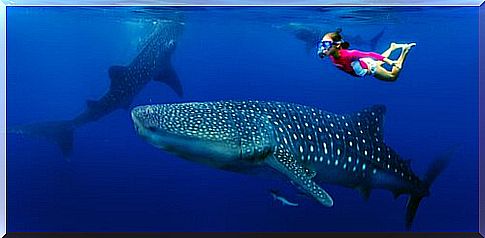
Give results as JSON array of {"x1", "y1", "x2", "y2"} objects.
[
  {"x1": 266, "y1": 147, "x2": 333, "y2": 207},
  {"x1": 352, "y1": 104, "x2": 386, "y2": 142},
  {"x1": 368, "y1": 29, "x2": 385, "y2": 51},
  {"x1": 108, "y1": 65, "x2": 128, "y2": 90},
  {"x1": 154, "y1": 62, "x2": 184, "y2": 97}
]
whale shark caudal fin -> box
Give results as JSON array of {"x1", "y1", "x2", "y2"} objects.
[
  {"x1": 154, "y1": 62, "x2": 184, "y2": 98},
  {"x1": 266, "y1": 147, "x2": 333, "y2": 207},
  {"x1": 8, "y1": 120, "x2": 75, "y2": 157},
  {"x1": 404, "y1": 146, "x2": 456, "y2": 230}
]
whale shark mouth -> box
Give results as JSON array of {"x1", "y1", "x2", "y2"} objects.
[
  {"x1": 130, "y1": 104, "x2": 244, "y2": 164},
  {"x1": 131, "y1": 106, "x2": 162, "y2": 141}
]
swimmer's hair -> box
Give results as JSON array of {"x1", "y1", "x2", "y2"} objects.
[
  {"x1": 340, "y1": 41, "x2": 350, "y2": 49},
  {"x1": 324, "y1": 28, "x2": 350, "y2": 49}
]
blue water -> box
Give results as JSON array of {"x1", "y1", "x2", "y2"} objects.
[{"x1": 6, "y1": 7, "x2": 478, "y2": 232}]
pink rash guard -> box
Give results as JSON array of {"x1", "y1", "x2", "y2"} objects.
[{"x1": 329, "y1": 49, "x2": 385, "y2": 77}]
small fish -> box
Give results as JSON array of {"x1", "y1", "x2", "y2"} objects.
[{"x1": 270, "y1": 190, "x2": 299, "y2": 207}]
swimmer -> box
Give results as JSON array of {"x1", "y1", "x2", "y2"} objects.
[{"x1": 318, "y1": 29, "x2": 415, "y2": 81}]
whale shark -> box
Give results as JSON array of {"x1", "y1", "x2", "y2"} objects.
[
  {"x1": 277, "y1": 23, "x2": 385, "y2": 53},
  {"x1": 73, "y1": 20, "x2": 184, "y2": 125},
  {"x1": 8, "y1": 19, "x2": 185, "y2": 156},
  {"x1": 131, "y1": 100, "x2": 451, "y2": 229}
]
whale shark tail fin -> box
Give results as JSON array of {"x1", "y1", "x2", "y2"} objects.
[
  {"x1": 8, "y1": 120, "x2": 75, "y2": 158},
  {"x1": 405, "y1": 146, "x2": 457, "y2": 230},
  {"x1": 154, "y1": 62, "x2": 184, "y2": 98}
]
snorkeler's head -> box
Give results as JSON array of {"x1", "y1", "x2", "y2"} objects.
[
  {"x1": 318, "y1": 28, "x2": 350, "y2": 58},
  {"x1": 324, "y1": 28, "x2": 343, "y2": 41}
]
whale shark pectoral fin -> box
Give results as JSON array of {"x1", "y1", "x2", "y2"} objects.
[
  {"x1": 266, "y1": 147, "x2": 333, "y2": 207},
  {"x1": 304, "y1": 168, "x2": 317, "y2": 179},
  {"x1": 108, "y1": 65, "x2": 128, "y2": 90},
  {"x1": 154, "y1": 63, "x2": 183, "y2": 98}
]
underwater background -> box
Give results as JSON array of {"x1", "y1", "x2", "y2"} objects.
[{"x1": 6, "y1": 7, "x2": 478, "y2": 232}]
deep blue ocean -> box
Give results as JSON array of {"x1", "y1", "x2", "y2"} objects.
[{"x1": 6, "y1": 6, "x2": 478, "y2": 232}]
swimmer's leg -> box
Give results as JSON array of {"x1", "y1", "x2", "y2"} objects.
[
  {"x1": 394, "y1": 43, "x2": 416, "y2": 69},
  {"x1": 373, "y1": 43, "x2": 416, "y2": 82},
  {"x1": 374, "y1": 65, "x2": 399, "y2": 82},
  {"x1": 378, "y1": 42, "x2": 406, "y2": 67},
  {"x1": 380, "y1": 42, "x2": 408, "y2": 58},
  {"x1": 380, "y1": 43, "x2": 397, "y2": 58}
]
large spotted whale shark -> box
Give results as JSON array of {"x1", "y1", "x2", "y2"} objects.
[
  {"x1": 8, "y1": 19, "x2": 184, "y2": 156},
  {"x1": 131, "y1": 100, "x2": 450, "y2": 229}
]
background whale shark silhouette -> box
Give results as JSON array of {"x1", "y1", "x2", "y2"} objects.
[
  {"x1": 276, "y1": 23, "x2": 385, "y2": 53},
  {"x1": 8, "y1": 18, "x2": 185, "y2": 157}
]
